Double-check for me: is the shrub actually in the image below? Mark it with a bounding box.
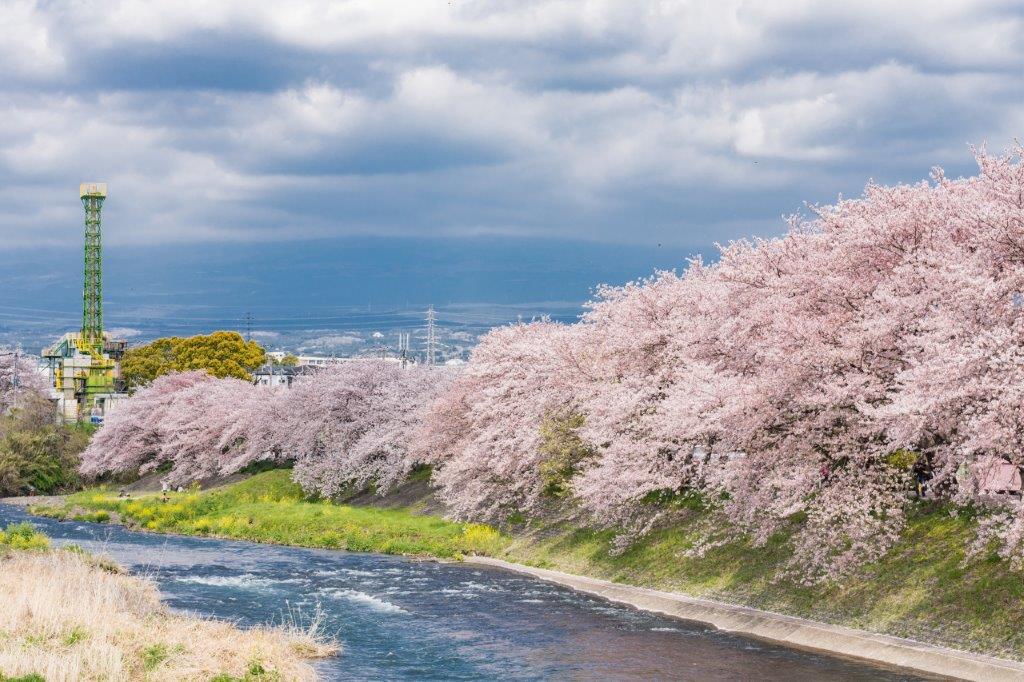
[0,523,49,551]
[0,394,89,496]
[538,412,592,497]
[885,449,919,471]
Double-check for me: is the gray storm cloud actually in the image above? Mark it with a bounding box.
[0,0,1020,248]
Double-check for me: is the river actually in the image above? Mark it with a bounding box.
[0,504,936,681]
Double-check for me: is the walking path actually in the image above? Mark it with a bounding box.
[468,556,1024,682]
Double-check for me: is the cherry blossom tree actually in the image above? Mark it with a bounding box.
[422,320,583,520]
[289,362,456,498]
[427,145,1024,580]
[80,362,454,493]
[79,371,254,482]
[0,350,49,415]
[80,146,1024,580]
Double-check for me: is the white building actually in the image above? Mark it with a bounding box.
[295,355,349,367]
[295,355,405,367]
[253,364,298,388]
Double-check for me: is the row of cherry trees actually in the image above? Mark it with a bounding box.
[0,350,49,415]
[423,147,1024,580]
[81,363,455,498]
[81,148,1024,580]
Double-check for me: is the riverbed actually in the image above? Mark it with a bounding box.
[0,504,935,681]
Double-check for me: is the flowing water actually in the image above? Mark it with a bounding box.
[0,504,938,681]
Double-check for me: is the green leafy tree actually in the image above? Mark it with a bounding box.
[277,353,299,367]
[121,331,266,387]
[538,411,593,498]
[0,395,89,496]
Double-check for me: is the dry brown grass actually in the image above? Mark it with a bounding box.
[0,549,337,681]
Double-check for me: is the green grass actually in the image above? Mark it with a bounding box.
[141,642,186,672]
[498,503,1024,660]
[40,470,505,559]
[209,659,282,682]
[63,626,88,647]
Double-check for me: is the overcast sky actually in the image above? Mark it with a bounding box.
[1,1,1021,252]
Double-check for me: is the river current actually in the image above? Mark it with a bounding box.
[0,504,936,681]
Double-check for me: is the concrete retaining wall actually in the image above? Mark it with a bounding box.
[468,556,1024,681]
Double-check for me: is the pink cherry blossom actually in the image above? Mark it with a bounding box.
[427,145,1024,580]
[80,363,453,494]
[81,146,1024,581]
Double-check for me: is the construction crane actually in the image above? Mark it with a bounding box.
[42,183,128,423]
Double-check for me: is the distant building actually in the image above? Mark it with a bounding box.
[294,355,404,367]
[295,355,348,368]
[43,330,128,423]
[253,364,298,388]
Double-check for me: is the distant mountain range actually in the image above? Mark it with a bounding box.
[0,235,713,355]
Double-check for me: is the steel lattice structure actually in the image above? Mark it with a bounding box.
[81,185,105,350]
[41,183,128,422]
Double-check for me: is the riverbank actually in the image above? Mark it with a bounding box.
[4,505,921,681]
[469,556,1024,682]
[25,471,504,559]
[0,523,336,681]
[19,470,1024,678]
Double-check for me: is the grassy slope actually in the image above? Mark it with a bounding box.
[37,470,1024,660]
[498,505,1024,660]
[37,470,504,559]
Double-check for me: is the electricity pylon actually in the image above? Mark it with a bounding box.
[425,306,438,366]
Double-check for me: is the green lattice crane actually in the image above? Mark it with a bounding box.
[41,183,127,422]
[81,182,105,352]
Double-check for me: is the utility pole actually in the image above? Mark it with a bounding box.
[425,306,438,366]
[12,345,19,403]
[399,332,409,368]
[244,312,253,342]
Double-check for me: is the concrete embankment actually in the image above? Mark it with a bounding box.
[468,556,1024,682]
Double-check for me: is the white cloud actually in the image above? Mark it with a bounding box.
[734,97,843,161]
[0,0,1019,248]
[0,1,64,78]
